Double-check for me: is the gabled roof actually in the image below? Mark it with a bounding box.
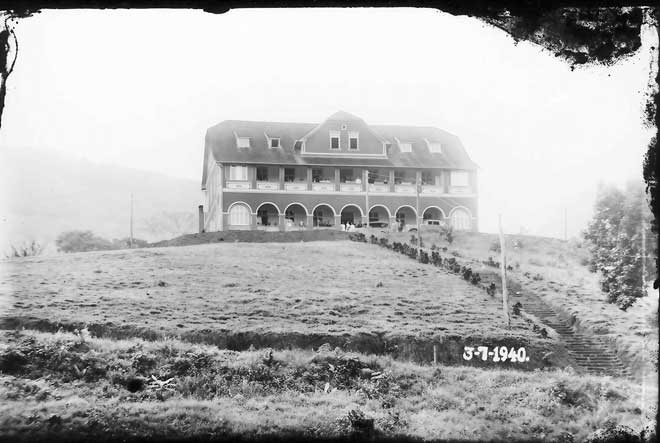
[202,113,477,187]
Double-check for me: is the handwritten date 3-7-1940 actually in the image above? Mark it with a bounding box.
[463,346,530,362]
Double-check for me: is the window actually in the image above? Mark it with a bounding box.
[284,167,295,182]
[340,168,354,183]
[330,130,340,150]
[429,142,442,153]
[394,170,404,185]
[294,140,303,152]
[422,171,434,185]
[312,168,322,182]
[450,171,469,187]
[399,142,412,153]
[270,138,280,148]
[451,209,472,231]
[256,167,268,181]
[349,132,359,150]
[229,204,251,226]
[229,165,248,181]
[237,137,250,148]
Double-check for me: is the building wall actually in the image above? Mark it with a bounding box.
[220,191,477,224]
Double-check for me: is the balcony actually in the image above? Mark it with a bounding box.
[450,186,472,194]
[226,180,251,190]
[256,181,280,191]
[395,184,416,194]
[312,182,335,192]
[340,183,362,192]
[368,183,389,193]
[421,185,444,194]
[285,182,307,192]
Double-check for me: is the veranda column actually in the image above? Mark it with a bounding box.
[279,166,285,190]
[389,170,395,193]
[334,168,341,192]
[307,167,313,191]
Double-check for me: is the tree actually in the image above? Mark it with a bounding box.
[584,182,656,310]
[55,230,114,253]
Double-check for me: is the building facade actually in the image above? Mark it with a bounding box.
[200,111,478,232]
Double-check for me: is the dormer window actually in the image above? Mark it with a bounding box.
[237,137,251,148]
[429,142,442,153]
[330,130,340,150]
[399,142,412,153]
[269,138,280,148]
[349,132,359,150]
[294,140,303,152]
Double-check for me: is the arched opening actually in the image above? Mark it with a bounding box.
[450,208,472,231]
[395,206,417,231]
[284,203,308,230]
[423,207,444,221]
[368,205,390,227]
[228,203,252,228]
[256,203,280,230]
[340,205,362,226]
[313,204,335,228]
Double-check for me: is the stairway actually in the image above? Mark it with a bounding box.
[519,298,630,378]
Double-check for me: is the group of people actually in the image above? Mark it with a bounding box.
[340,222,357,232]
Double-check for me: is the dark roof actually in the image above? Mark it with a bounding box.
[202,113,477,187]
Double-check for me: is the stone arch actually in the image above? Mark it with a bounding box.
[449,206,473,231]
[256,201,282,215]
[422,205,446,220]
[284,202,310,216]
[395,205,417,228]
[368,205,391,225]
[340,204,363,226]
[312,203,336,228]
[227,201,252,227]
[255,202,280,228]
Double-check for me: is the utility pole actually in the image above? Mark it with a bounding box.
[364,169,370,228]
[416,176,422,262]
[129,193,134,249]
[498,214,510,328]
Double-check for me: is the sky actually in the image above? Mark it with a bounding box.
[0,8,656,239]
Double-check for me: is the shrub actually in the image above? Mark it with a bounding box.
[5,240,43,258]
[56,230,114,253]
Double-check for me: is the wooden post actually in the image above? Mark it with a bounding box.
[129,193,134,248]
[416,178,422,261]
[198,205,205,233]
[499,214,510,328]
[364,169,369,228]
[433,344,437,366]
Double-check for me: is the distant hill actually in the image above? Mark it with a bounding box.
[0,146,200,253]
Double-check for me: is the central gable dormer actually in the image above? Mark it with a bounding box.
[299,111,387,158]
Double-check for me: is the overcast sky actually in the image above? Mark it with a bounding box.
[0,8,656,238]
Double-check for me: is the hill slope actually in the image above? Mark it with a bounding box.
[0,146,200,251]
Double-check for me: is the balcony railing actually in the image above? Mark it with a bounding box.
[285,182,307,191]
[368,183,389,193]
[312,182,335,192]
[256,181,280,190]
[395,184,416,194]
[340,183,362,192]
[226,180,251,190]
[450,186,472,194]
[421,185,444,194]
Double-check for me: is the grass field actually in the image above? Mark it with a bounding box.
[0,330,655,443]
[0,235,657,441]
[1,242,545,345]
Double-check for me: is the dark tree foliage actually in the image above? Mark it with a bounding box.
[584,182,656,310]
[55,230,114,253]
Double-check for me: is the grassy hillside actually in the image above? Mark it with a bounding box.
[378,229,658,379]
[1,241,559,368]
[0,330,654,443]
[0,146,200,252]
